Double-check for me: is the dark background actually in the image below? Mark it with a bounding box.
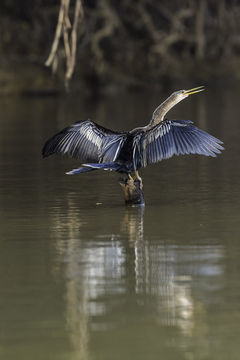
[1,0,240,94]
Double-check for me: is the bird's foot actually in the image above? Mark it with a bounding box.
[128,174,134,181]
[124,173,143,190]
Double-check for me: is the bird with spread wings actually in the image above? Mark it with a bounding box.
[42,86,224,189]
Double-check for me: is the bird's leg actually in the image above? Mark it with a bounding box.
[134,170,143,189]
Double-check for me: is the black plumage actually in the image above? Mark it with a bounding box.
[42,120,125,163]
[42,87,224,184]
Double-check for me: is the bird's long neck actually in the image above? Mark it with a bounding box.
[149,92,182,127]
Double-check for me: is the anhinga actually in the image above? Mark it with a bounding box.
[42,87,223,190]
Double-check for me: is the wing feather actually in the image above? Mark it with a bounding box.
[42,120,126,163]
[134,120,224,167]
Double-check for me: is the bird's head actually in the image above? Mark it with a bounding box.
[173,86,205,102]
[151,86,205,125]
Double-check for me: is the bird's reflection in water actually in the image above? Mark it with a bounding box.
[121,207,196,336]
[120,206,144,245]
[50,195,224,357]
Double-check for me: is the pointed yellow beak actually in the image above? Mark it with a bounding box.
[183,86,205,96]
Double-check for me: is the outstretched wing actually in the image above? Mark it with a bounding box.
[133,120,224,168]
[42,120,126,163]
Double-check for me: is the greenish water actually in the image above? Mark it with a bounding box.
[0,87,240,360]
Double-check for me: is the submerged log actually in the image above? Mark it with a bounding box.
[119,178,145,206]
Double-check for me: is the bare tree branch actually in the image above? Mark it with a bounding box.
[45,0,84,88]
[45,0,67,68]
[65,0,84,86]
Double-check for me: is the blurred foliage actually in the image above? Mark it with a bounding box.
[1,0,240,91]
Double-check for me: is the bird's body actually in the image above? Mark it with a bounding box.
[42,87,224,188]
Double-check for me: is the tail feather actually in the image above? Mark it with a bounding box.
[66,167,97,175]
[66,162,120,175]
[83,162,120,171]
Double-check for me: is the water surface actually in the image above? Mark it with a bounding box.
[0,87,239,360]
